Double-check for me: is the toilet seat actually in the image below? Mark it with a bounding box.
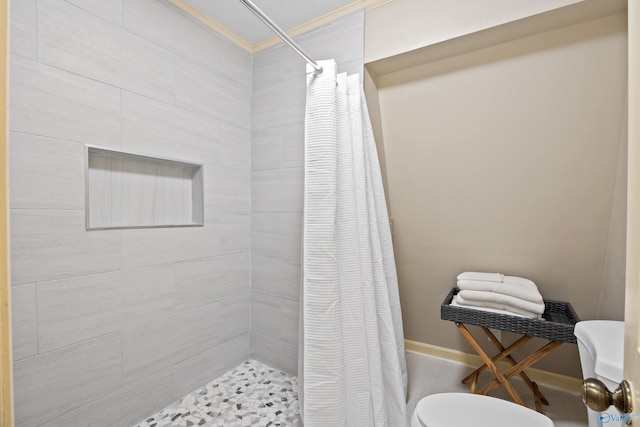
[411,393,554,427]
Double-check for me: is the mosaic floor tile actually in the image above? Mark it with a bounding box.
[135,360,300,427]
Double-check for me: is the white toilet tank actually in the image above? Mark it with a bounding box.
[574,320,624,427]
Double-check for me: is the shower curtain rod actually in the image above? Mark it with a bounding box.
[238,0,324,75]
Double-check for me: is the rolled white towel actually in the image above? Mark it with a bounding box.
[452,295,542,319]
[457,272,504,283]
[455,294,543,319]
[457,279,543,303]
[458,289,545,315]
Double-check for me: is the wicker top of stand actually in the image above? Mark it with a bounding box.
[441,287,580,344]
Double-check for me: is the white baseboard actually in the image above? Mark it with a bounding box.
[405,339,582,393]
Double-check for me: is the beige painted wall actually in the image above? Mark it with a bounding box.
[364,67,390,211]
[365,0,582,63]
[372,14,628,377]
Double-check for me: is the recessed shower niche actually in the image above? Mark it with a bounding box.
[85,145,204,230]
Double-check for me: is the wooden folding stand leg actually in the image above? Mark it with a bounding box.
[455,322,563,413]
[460,330,532,393]
[478,327,551,409]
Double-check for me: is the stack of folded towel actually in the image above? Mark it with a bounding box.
[452,272,545,319]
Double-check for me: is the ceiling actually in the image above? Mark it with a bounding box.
[182,0,359,45]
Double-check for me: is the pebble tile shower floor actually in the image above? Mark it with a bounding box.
[135,360,300,427]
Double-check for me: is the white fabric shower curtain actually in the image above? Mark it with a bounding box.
[300,59,408,427]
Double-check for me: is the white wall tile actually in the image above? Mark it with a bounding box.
[40,370,174,427]
[251,293,299,346]
[251,334,298,376]
[37,265,175,353]
[10,284,37,361]
[10,0,256,423]
[122,91,220,165]
[279,298,299,345]
[64,0,124,26]
[251,123,303,172]
[251,168,304,213]
[37,271,121,353]
[280,78,307,115]
[206,166,250,212]
[220,121,251,171]
[174,58,225,119]
[13,333,123,427]
[122,316,179,384]
[122,302,230,385]
[173,334,250,398]
[281,122,305,168]
[253,44,283,69]
[265,42,305,84]
[122,265,176,326]
[122,300,235,382]
[38,0,175,102]
[252,46,284,97]
[217,85,251,135]
[252,127,282,171]
[10,0,36,58]
[219,37,252,85]
[252,80,305,133]
[251,82,285,132]
[174,254,250,312]
[220,211,250,255]
[9,54,121,146]
[220,40,253,130]
[252,212,302,259]
[175,58,251,130]
[10,209,122,285]
[174,303,220,363]
[121,212,218,269]
[219,293,251,342]
[123,0,221,72]
[252,253,301,301]
[9,132,85,210]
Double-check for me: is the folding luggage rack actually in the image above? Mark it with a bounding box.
[441,287,580,413]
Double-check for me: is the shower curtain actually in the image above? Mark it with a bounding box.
[300,59,408,427]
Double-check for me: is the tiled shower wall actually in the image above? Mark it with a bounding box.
[250,11,365,374]
[9,1,366,425]
[9,0,251,426]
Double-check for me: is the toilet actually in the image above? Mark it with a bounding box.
[574,320,624,427]
[410,393,553,427]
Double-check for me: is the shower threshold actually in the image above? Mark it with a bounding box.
[134,359,300,427]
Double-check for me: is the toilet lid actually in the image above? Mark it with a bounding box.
[415,393,554,427]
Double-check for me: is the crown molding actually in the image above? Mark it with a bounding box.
[252,0,394,52]
[168,0,395,54]
[168,0,254,52]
